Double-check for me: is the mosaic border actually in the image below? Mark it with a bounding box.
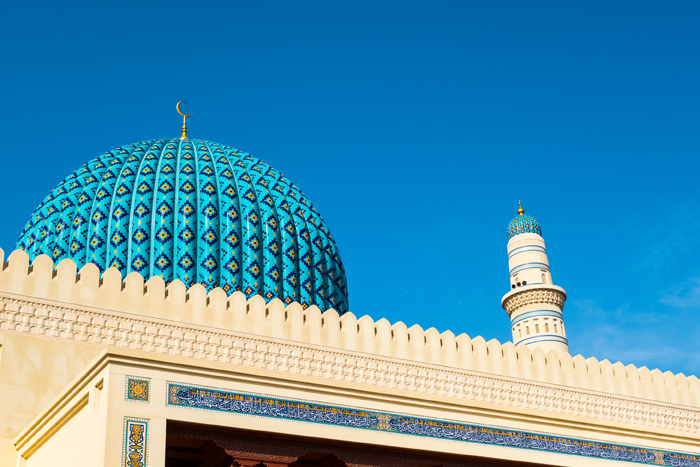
[166,382,700,466]
[508,245,547,260]
[125,376,151,403]
[510,309,563,325]
[509,262,550,276]
[122,417,149,467]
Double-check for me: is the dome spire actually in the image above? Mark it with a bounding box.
[517,200,524,215]
[176,101,193,139]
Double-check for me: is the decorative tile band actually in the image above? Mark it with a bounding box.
[509,262,549,276]
[508,245,546,260]
[510,309,563,325]
[515,335,569,347]
[123,417,149,467]
[126,376,151,403]
[166,382,700,466]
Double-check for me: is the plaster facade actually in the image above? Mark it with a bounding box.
[0,246,699,466]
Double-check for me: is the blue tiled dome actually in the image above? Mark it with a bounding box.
[16,138,349,313]
[507,214,542,240]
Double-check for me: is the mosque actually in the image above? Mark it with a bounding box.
[0,105,698,466]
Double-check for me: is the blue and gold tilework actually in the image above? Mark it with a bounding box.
[123,417,149,467]
[167,382,700,466]
[507,213,542,240]
[126,376,150,403]
[16,139,349,314]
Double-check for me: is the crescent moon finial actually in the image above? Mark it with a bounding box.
[176,101,193,139]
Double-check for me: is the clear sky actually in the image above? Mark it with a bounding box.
[1,1,699,376]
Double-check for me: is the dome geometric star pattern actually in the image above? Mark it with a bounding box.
[506,212,542,240]
[16,138,349,313]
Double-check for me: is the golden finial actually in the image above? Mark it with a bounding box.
[517,200,525,215]
[176,101,193,139]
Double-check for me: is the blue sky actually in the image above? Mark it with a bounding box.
[1,1,699,376]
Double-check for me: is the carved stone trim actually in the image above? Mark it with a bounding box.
[166,383,700,467]
[502,287,567,315]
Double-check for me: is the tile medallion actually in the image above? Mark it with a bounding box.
[123,417,149,467]
[126,376,150,403]
[167,382,700,466]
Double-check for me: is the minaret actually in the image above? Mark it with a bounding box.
[501,202,569,354]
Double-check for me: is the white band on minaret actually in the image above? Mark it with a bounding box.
[501,205,569,354]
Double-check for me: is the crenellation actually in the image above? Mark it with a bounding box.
[287,301,306,344]
[306,305,323,345]
[664,370,680,404]
[267,298,287,340]
[122,271,145,313]
[472,336,489,373]
[321,308,341,348]
[77,262,101,307]
[54,258,79,303]
[501,342,518,379]
[186,283,207,319]
[531,347,547,383]
[572,354,589,389]
[375,318,392,357]
[441,330,457,367]
[689,375,700,407]
[636,365,653,399]
[454,333,472,371]
[585,357,603,392]
[487,339,503,375]
[144,275,166,312]
[651,368,665,401]
[246,294,266,337]
[4,250,30,295]
[407,324,425,363]
[629,364,645,399]
[610,361,627,395]
[675,374,689,406]
[358,315,375,354]
[228,290,247,333]
[425,327,441,365]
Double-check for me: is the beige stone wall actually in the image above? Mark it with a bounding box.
[14,352,111,467]
[0,332,103,464]
[1,248,696,407]
[1,247,700,464]
[13,350,700,467]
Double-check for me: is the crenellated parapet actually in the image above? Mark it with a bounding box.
[1,247,700,435]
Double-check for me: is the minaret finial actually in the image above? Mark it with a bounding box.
[517,200,524,215]
[176,101,193,140]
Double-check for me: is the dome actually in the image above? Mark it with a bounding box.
[16,138,349,313]
[507,213,542,240]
